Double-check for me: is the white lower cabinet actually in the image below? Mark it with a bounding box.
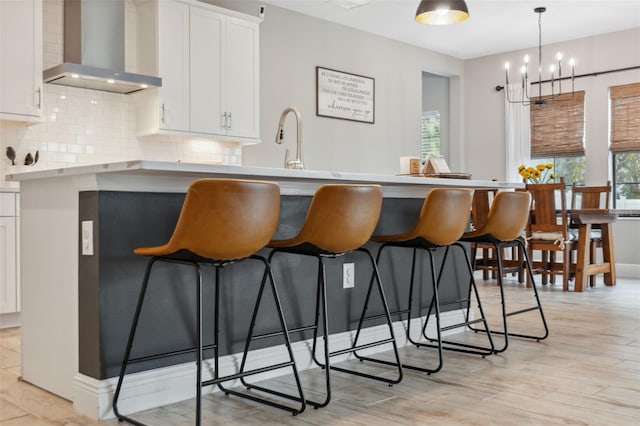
[0,192,19,326]
[137,0,261,144]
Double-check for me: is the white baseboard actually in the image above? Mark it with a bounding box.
[616,263,640,279]
[0,312,20,329]
[73,309,468,420]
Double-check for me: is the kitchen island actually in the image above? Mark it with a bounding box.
[7,161,519,419]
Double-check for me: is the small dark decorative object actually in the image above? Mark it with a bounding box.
[6,146,16,165]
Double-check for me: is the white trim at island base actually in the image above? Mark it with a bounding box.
[73,310,468,420]
[6,160,520,198]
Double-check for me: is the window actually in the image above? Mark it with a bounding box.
[610,83,640,209]
[530,91,586,187]
[529,156,585,187]
[421,110,440,163]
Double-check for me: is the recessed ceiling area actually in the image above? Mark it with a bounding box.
[261,0,640,60]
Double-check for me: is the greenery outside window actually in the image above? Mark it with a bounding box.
[610,83,640,211]
[612,153,640,209]
[530,156,585,188]
[421,110,440,163]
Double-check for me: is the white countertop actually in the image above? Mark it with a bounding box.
[8,160,524,198]
[6,160,518,189]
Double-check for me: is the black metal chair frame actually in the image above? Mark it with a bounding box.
[465,235,549,353]
[354,241,495,375]
[257,246,403,409]
[112,254,306,426]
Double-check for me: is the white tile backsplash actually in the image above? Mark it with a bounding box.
[1,0,242,188]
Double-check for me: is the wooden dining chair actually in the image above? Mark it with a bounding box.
[525,178,578,291]
[471,189,524,282]
[571,181,612,287]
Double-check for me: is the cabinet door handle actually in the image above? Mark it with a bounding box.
[161,104,166,124]
[221,112,228,129]
[228,112,232,130]
[36,87,42,109]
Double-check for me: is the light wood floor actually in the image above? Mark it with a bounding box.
[2,276,639,425]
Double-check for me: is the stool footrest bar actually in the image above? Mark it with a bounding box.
[201,361,295,387]
[251,324,317,340]
[363,308,411,322]
[505,306,540,317]
[128,343,217,364]
[329,338,394,358]
[440,317,485,332]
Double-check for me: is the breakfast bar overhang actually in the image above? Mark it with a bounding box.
[8,161,519,419]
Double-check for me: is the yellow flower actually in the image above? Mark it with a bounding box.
[517,162,556,183]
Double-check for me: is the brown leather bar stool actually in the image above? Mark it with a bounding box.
[112,179,306,426]
[356,188,495,375]
[460,191,549,353]
[263,184,402,409]
[471,189,524,282]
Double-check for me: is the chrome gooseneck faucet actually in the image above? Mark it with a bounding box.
[275,107,303,170]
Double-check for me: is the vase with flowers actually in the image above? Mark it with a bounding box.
[518,163,556,183]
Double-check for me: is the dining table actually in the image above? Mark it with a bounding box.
[570,208,639,292]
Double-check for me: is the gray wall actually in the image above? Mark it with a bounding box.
[210,0,465,174]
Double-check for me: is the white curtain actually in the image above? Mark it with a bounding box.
[505,83,531,182]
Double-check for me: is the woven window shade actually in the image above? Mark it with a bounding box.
[530,91,585,157]
[610,83,640,153]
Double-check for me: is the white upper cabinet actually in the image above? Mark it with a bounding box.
[157,0,190,133]
[137,0,261,144]
[0,0,43,123]
[224,17,260,140]
[189,6,225,135]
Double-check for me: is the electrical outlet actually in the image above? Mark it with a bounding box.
[82,220,94,255]
[343,263,355,288]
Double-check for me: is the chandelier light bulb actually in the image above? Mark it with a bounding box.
[556,52,563,61]
[520,65,526,74]
[569,58,575,67]
[505,62,511,70]
[549,64,555,73]
[436,7,450,16]
[524,54,530,64]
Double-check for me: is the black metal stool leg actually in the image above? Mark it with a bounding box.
[213,257,307,415]
[113,257,157,425]
[234,264,271,390]
[114,258,203,426]
[195,264,203,426]
[467,239,549,353]
[349,247,403,385]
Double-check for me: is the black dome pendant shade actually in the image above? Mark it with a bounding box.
[415,0,469,25]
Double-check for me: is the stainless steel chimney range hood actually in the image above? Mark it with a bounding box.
[43,0,161,95]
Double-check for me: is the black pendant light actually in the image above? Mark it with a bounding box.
[415,0,469,25]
